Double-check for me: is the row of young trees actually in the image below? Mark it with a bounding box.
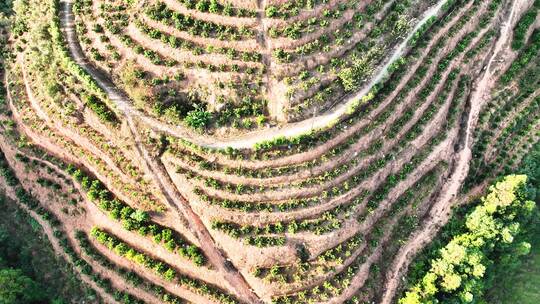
[66,165,206,266]
[176,0,257,18]
[146,2,254,40]
[511,0,540,50]
[90,227,239,304]
[76,230,189,304]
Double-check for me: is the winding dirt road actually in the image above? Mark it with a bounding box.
[61,0,448,149]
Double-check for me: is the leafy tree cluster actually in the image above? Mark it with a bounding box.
[400,175,537,304]
[0,267,45,304]
[0,192,98,304]
[185,107,212,129]
[519,141,540,200]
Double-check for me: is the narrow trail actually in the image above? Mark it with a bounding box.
[60,0,449,149]
[0,110,220,304]
[256,0,280,120]
[125,115,261,303]
[379,1,520,302]
[60,1,261,302]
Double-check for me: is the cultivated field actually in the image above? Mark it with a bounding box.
[0,0,539,303]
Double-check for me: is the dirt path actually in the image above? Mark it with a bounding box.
[61,0,449,149]
[168,0,477,171]
[61,1,261,302]
[379,2,521,302]
[126,116,262,303]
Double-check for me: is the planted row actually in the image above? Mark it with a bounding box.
[76,230,189,304]
[146,2,254,40]
[66,164,206,266]
[90,227,239,304]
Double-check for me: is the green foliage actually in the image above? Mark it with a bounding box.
[0,268,45,303]
[185,108,212,129]
[485,219,540,303]
[0,191,96,303]
[519,141,540,200]
[502,29,540,84]
[90,227,237,304]
[130,210,149,223]
[512,0,540,50]
[83,95,118,124]
[265,5,278,18]
[400,175,537,304]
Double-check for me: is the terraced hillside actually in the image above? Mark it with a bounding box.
[0,0,539,303]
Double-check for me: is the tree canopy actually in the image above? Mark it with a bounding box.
[0,268,45,304]
[400,175,537,304]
